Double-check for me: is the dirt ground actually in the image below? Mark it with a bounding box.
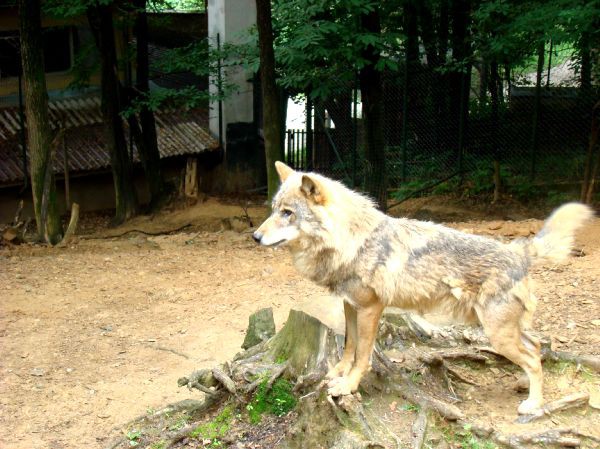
[0,197,599,449]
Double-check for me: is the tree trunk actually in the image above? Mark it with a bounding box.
[359,9,387,210]
[18,0,63,244]
[256,0,283,202]
[490,60,501,202]
[88,4,138,224]
[133,0,165,208]
[448,0,471,152]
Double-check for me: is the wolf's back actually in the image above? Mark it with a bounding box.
[529,203,593,262]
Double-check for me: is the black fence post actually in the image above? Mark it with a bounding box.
[306,98,313,171]
[401,53,409,183]
[457,69,468,179]
[531,41,545,180]
[352,74,358,187]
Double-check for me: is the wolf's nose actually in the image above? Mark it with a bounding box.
[252,231,262,244]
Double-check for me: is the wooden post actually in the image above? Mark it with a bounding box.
[62,116,71,210]
[184,157,199,200]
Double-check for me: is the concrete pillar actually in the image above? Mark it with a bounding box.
[207,0,256,149]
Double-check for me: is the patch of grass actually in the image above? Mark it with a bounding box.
[410,371,424,384]
[189,405,234,448]
[442,423,496,449]
[126,429,142,447]
[401,403,420,412]
[149,441,166,449]
[544,359,600,382]
[246,377,297,424]
[275,353,289,364]
[544,359,574,375]
[168,413,189,431]
[579,366,599,383]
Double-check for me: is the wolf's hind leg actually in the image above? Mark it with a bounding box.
[327,301,357,379]
[328,299,384,396]
[475,297,543,415]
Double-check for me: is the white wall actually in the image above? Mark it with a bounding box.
[207,0,256,149]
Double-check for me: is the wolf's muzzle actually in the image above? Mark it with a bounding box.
[252,231,263,244]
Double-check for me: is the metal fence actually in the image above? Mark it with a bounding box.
[285,58,599,205]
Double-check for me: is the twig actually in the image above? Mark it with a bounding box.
[84,223,192,240]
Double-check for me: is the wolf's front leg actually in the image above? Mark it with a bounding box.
[328,299,384,396]
[326,301,357,379]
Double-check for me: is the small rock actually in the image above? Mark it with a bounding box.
[30,368,45,377]
[556,335,569,343]
[242,308,276,349]
[566,321,577,330]
[514,375,529,392]
[65,368,74,373]
[489,367,501,375]
[591,319,600,327]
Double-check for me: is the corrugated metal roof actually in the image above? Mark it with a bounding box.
[0,94,219,184]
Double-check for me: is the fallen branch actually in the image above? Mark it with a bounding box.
[516,392,590,424]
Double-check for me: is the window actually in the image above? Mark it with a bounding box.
[0,27,73,79]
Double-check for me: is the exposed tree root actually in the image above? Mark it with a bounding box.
[465,423,599,449]
[411,409,428,449]
[516,392,590,424]
[542,347,600,373]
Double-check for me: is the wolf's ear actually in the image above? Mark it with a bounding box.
[300,175,326,204]
[275,161,294,182]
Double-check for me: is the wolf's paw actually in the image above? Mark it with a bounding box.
[326,361,353,380]
[518,397,543,415]
[327,376,358,397]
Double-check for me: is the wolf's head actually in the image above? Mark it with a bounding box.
[252,161,329,248]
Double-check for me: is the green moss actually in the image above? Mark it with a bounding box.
[247,377,297,424]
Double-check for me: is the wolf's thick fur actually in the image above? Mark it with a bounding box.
[253,162,593,414]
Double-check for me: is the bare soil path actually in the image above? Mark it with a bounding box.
[0,198,598,448]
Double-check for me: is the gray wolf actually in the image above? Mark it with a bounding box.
[253,161,593,414]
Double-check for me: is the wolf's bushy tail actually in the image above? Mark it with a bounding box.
[529,203,593,262]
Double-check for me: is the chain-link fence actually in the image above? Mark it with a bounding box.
[285,53,599,206]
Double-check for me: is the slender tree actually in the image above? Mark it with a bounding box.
[132,0,165,208]
[256,0,283,202]
[88,2,138,224]
[359,8,387,210]
[18,0,63,244]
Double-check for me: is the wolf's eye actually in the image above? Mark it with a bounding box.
[282,209,293,218]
